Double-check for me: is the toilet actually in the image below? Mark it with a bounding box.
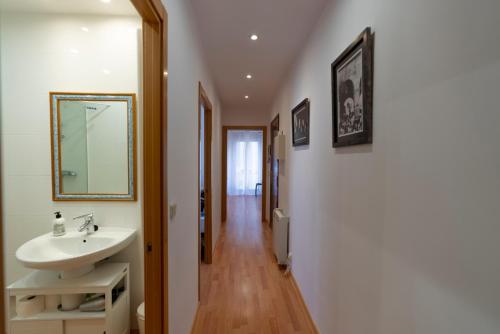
[137,302,145,334]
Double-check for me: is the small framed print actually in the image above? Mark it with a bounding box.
[331,27,374,147]
[291,98,310,147]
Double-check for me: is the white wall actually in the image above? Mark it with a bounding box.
[0,12,144,329]
[269,0,500,333]
[222,107,269,127]
[162,0,222,333]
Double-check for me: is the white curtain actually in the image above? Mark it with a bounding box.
[227,130,263,196]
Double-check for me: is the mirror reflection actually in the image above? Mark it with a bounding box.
[51,93,136,201]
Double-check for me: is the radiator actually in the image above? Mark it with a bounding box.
[273,208,289,265]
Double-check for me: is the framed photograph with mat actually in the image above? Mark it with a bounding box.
[291,98,310,147]
[331,27,374,147]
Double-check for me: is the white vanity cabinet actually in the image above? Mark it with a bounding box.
[7,263,130,334]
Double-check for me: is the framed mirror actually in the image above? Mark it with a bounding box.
[50,92,137,201]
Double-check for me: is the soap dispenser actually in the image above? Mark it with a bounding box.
[53,211,66,237]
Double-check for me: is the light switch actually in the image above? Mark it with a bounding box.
[169,202,177,220]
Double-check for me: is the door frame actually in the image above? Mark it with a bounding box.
[129,0,168,333]
[270,115,280,228]
[198,83,214,294]
[221,126,268,223]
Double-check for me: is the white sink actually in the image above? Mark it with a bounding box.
[16,227,136,279]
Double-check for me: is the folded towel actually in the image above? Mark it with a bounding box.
[79,297,105,312]
[85,293,105,302]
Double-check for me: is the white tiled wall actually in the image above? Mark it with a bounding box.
[0,12,144,329]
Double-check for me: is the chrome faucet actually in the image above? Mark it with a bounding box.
[73,212,98,235]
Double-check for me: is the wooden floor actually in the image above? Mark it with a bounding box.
[192,196,317,334]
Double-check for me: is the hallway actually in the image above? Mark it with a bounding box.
[192,196,316,333]
[0,0,499,333]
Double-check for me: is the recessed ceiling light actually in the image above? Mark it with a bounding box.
[103,69,111,75]
[70,48,79,54]
[246,74,252,79]
[81,27,89,32]
[250,34,258,41]
[244,95,249,99]
[100,0,111,3]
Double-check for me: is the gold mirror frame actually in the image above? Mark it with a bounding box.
[50,92,137,201]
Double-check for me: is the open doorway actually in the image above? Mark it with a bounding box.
[269,115,280,228]
[198,83,213,300]
[0,0,168,333]
[222,126,267,223]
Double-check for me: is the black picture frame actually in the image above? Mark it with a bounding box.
[291,98,310,147]
[331,27,374,147]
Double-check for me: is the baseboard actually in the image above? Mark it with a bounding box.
[190,302,201,334]
[212,226,223,256]
[289,273,320,334]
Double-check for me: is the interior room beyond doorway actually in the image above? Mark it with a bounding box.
[222,127,267,223]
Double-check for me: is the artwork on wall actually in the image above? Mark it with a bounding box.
[291,98,310,146]
[331,27,374,147]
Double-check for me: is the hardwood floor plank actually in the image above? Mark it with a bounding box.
[192,196,317,333]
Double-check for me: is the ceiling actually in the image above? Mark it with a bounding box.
[191,0,328,111]
[1,0,328,110]
[0,0,138,16]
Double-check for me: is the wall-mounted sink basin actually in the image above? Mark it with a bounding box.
[16,227,136,279]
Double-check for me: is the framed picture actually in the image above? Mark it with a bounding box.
[291,98,310,146]
[331,27,374,147]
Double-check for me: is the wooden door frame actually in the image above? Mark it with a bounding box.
[129,0,168,333]
[198,82,214,279]
[221,126,268,223]
[269,115,280,228]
